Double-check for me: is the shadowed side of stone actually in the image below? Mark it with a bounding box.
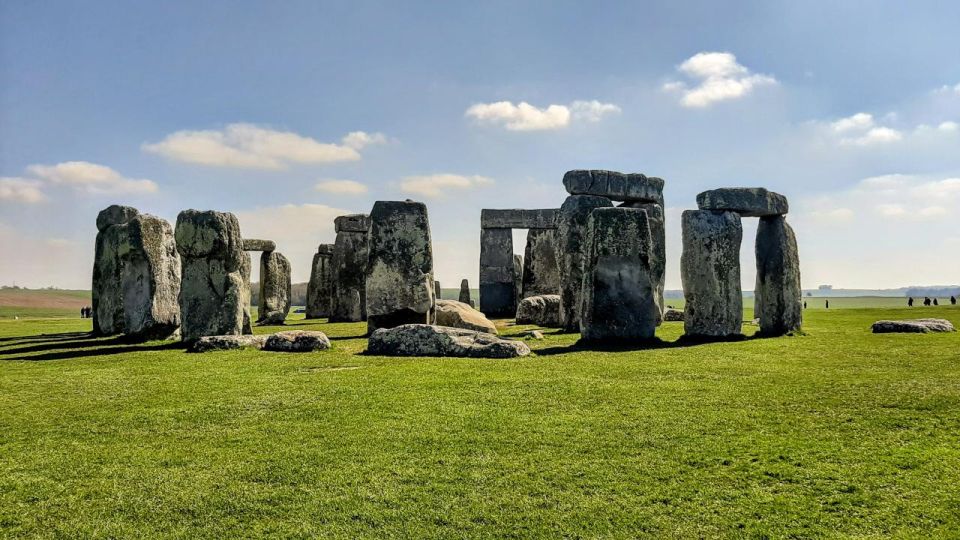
[557,194,614,331]
[367,324,530,358]
[479,228,515,317]
[258,251,291,324]
[305,244,334,319]
[755,215,802,335]
[480,209,559,229]
[562,170,664,204]
[618,201,665,323]
[459,279,471,305]
[681,210,743,338]
[329,214,370,322]
[522,229,560,299]
[92,205,139,336]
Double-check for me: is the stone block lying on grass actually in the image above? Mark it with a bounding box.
[871,319,956,333]
[190,330,331,352]
[663,308,684,322]
[435,299,498,334]
[515,294,561,327]
[367,324,530,358]
[190,334,268,352]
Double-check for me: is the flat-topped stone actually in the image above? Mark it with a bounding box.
[263,330,331,352]
[96,205,139,232]
[696,188,788,217]
[242,239,276,252]
[872,319,956,333]
[562,170,664,203]
[334,214,371,233]
[480,209,559,229]
[368,324,530,358]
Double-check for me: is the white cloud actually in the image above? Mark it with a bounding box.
[0,177,47,203]
[809,207,855,223]
[314,178,369,195]
[823,113,904,146]
[831,112,875,133]
[937,121,958,132]
[465,99,619,131]
[142,123,380,169]
[26,161,158,194]
[399,173,494,198]
[876,203,907,217]
[663,51,777,108]
[841,126,903,146]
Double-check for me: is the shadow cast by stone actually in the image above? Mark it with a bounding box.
[0,331,92,345]
[1,340,186,362]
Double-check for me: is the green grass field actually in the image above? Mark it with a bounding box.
[1,305,959,538]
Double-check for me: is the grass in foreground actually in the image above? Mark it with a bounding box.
[1,306,959,538]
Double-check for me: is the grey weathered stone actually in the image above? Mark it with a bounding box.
[329,214,370,322]
[459,279,471,305]
[240,251,252,334]
[242,238,276,252]
[263,330,331,352]
[96,205,139,232]
[480,209,559,229]
[118,214,181,340]
[512,254,523,312]
[515,294,561,327]
[696,188,788,217]
[92,219,131,336]
[618,201,665,323]
[680,210,743,338]
[434,280,442,300]
[522,229,560,299]
[175,210,247,342]
[305,244,334,319]
[479,227,515,317]
[365,201,435,333]
[557,195,614,331]
[755,215,802,335]
[562,170,664,204]
[663,308,684,322]
[368,324,530,358]
[258,251,291,325]
[435,299,498,334]
[189,334,267,352]
[872,319,956,333]
[580,208,661,342]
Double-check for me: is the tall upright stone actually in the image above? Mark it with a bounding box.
[512,254,523,313]
[118,214,181,340]
[580,208,661,341]
[459,279,472,305]
[479,227,514,317]
[619,201,665,323]
[305,244,334,319]
[434,280,442,300]
[557,195,614,331]
[522,229,560,298]
[365,200,435,333]
[755,215,802,335]
[175,210,248,342]
[258,251,291,325]
[92,205,139,336]
[329,214,370,322]
[680,210,743,338]
[240,251,253,334]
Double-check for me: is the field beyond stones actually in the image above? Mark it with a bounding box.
[1,305,959,538]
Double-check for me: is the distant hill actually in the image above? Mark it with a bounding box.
[0,287,91,319]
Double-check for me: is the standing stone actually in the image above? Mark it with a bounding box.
[680,210,743,338]
[522,229,560,298]
[365,201,436,333]
[580,208,661,342]
[434,280,442,300]
[305,244,334,319]
[619,201,665,323]
[557,195,614,331]
[118,214,181,340]
[240,251,253,334]
[329,214,370,322]
[562,170,664,205]
[92,205,139,336]
[512,254,523,313]
[459,279,471,305]
[755,215,802,335]
[479,228,514,317]
[258,251,291,325]
[175,210,248,342]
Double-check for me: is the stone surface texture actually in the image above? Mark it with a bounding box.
[118,214,181,340]
[512,254,523,312]
[663,308,685,322]
[329,214,370,322]
[562,170,664,204]
[365,201,435,333]
[305,244,334,319]
[479,227,515,316]
[680,210,744,338]
[368,324,530,358]
[241,239,276,252]
[522,228,560,298]
[189,334,267,352]
[579,208,661,341]
[515,294,562,327]
[755,215,802,335]
[618,201,665,323]
[96,205,140,232]
[696,188,788,217]
[258,251,291,324]
[92,217,133,336]
[872,319,956,333]
[557,195,614,331]
[240,252,253,334]
[435,299,498,334]
[480,209,559,229]
[459,279,471,305]
[334,214,371,233]
[263,330,331,352]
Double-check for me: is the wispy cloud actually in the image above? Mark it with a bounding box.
[26,161,158,194]
[0,177,47,203]
[399,173,494,198]
[465,99,619,131]
[314,178,369,195]
[663,51,777,108]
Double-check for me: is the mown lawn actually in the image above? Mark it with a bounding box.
[1,305,958,538]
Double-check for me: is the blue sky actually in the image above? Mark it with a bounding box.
[2,0,959,289]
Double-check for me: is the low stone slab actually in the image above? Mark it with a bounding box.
[334,214,371,233]
[242,239,276,252]
[368,324,530,358]
[480,209,559,229]
[435,299,498,334]
[663,308,684,322]
[871,319,956,333]
[189,334,268,352]
[263,330,331,352]
[515,294,561,327]
[562,170,664,204]
[696,188,788,217]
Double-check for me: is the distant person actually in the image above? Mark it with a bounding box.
[933,298,939,306]
[908,297,913,307]
[825,300,829,309]
[80,307,86,318]
[803,301,807,309]
[924,297,931,306]
[952,296,957,305]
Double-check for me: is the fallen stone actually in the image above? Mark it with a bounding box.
[189,334,267,352]
[872,319,956,333]
[118,214,181,340]
[435,299,498,334]
[522,228,560,298]
[663,308,684,322]
[329,214,370,322]
[580,208,661,342]
[367,324,530,358]
[680,210,743,338]
[258,251,291,324]
[696,187,789,217]
[515,294,562,327]
[755,215,802,335]
[263,330,331,352]
[480,209,559,229]
[305,244,334,319]
[562,170,664,204]
[557,195,614,331]
[521,330,545,340]
[459,279,472,305]
[479,227,515,317]
[242,239,276,252]
[96,204,139,232]
[365,201,435,333]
